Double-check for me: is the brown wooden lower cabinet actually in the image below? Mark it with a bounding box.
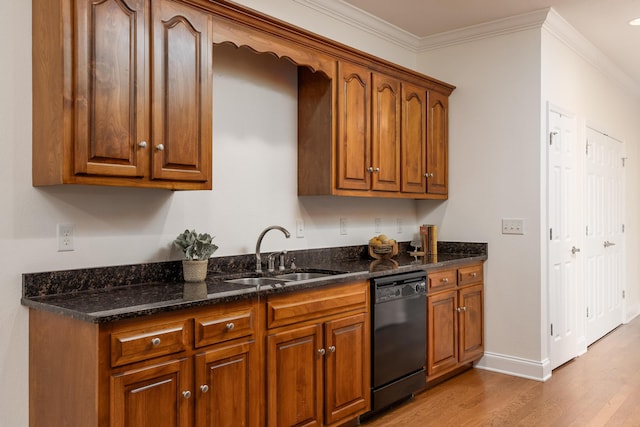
[29,281,370,427]
[111,357,192,427]
[265,282,371,427]
[427,263,484,382]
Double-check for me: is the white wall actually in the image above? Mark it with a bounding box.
[0,1,420,425]
[417,11,640,380]
[416,29,547,379]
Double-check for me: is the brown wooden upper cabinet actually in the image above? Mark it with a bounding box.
[299,60,452,199]
[33,0,212,190]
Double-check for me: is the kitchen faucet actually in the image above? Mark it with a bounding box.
[255,225,291,273]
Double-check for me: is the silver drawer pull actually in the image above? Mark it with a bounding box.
[441,277,449,283]
[155,144,165,151]
[182,390,191,399]
[226,322,235,330]
[328,345,336,353]
[200,385,209,393]
[318,348,326,356]
[471,272,477,278]
[151,337,161,346]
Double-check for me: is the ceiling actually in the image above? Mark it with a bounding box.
[342,0,640,89]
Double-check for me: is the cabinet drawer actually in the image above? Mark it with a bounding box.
[266,281,369,329]
[111,319,189,367]
[458,264,483,286]
[195,306,255,348]
[428,269,457,292]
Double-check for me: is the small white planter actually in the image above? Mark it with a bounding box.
[182,259,209,282]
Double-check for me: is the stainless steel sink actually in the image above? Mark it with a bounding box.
[223,269,345,287]
[224,277,284,286]
[274,272,335,281]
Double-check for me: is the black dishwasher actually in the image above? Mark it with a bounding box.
[371,270,427,412]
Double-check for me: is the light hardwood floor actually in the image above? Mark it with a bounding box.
[362,315,640,426]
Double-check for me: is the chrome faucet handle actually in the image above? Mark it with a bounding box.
[279,251,287,271]
[267,252,278,272]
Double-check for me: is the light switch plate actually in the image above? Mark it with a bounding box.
[502,218,525,235]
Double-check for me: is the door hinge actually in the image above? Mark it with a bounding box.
[586,140,589,155]
[622,157,628,167]
[550,131,558,145]
[623,290,626,299]
[586,225,589,236]
[622,224,625,233]
[586,307,589,318]
[550,228,553,240]
[550,323,553,336]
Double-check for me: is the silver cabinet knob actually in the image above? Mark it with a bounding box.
[571,246,581,254]
[471,272,477,278]
[373,167,380,173]
[367,167,374,173]
[328,346,336,353]
[317,348,326,356]
[182,390,191,399]
[138,141,147,148]
[456,306,467,312]
[200,385,209,393]
[441,277,449,283]
[226,322,235,330]
[151,337,161,346]
[155,144,165,151]
[425,172,434,178]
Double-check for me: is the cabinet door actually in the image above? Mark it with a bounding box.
[151,0,212,183]
[401,83,427,193]
[371,73,401,192]
[194,340,257,427]
[426,90,448,195]
[111,357,191,427]
[74,0,148,178]
[324,313,370,425]
[427,290,458,378]
[336,61,371,191]
[267,324,323,427]
[458,284,484,363]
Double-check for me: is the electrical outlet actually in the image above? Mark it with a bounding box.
[502,218,525,235]
[296,219,304,238]
[57,223,75,251]
[340,218,348,235]
[374,218,382,233]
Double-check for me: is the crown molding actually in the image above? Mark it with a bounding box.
[417,8,550,52]
[293,0,422,51]
[543,8,640,97]
[293,0,640,96]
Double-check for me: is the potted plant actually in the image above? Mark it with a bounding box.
[174,229,219,282]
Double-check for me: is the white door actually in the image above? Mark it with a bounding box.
[585,127,624,345]
[547,106,581,369]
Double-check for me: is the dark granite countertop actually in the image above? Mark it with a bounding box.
[22,242,487,323]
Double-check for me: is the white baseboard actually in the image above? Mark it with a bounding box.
[474,352,551,382]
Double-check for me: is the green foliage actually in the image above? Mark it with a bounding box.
[174,229,219,260]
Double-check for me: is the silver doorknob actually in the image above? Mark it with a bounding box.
[604,241,616,248]
[155,144,165,151]
[200,385,209,393]
[138,141,147,148]
[151,337,161,346]
[571,246,581,254]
